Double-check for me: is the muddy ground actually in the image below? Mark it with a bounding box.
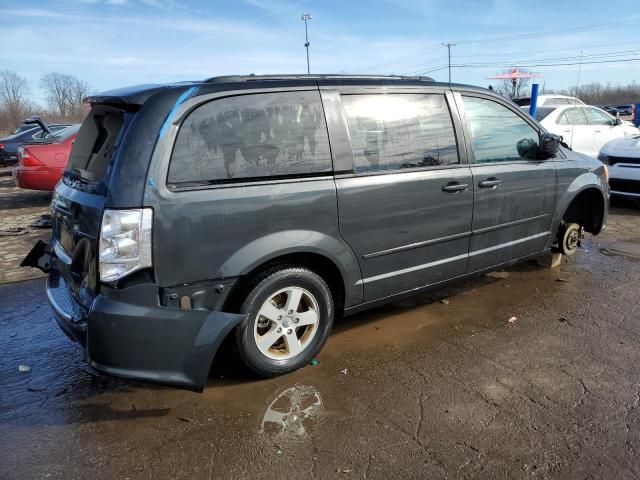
[1,199,640,480]
[0,167,49,284]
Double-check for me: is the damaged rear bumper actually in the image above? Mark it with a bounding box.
[28,242,245,392]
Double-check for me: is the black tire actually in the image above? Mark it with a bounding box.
[235,267,334,377]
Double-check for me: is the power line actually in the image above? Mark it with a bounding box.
[450,38,640,59]
[416,57,640,76]
[358,17,640,74]
[451,17,640,45]
[395,41,640,75]
[400,48,640,76]
[440,49,640,68]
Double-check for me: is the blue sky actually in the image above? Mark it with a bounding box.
[2,0,639,103]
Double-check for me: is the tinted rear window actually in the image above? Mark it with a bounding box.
[168,91,331,185]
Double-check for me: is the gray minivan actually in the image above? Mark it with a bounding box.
[24,75,609,391]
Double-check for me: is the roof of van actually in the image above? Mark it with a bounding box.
[84,74,490,106]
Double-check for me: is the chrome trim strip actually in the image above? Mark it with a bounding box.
[469,231,549,257]
[359,231,549,284]
[362,231,471,259]
[52,239,72,266]
[610,190,640,198]
[472,213,549,235]
[358,253,468,285]
[362,215,548,259]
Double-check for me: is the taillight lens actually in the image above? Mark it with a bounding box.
[99,208,153,282]
[18,146,43,166]
[0,143,4,149]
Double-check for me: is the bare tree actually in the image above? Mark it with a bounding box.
[41,72,92,118]
[498,68,532,98]
[0,70,30,129]
[549,81,640,106]
[69,77,92,118]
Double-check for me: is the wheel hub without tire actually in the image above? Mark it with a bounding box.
[560,222,584,256]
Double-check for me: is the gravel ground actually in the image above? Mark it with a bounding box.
[0,195,639,479]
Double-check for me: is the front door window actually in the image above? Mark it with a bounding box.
[462,96,539,163]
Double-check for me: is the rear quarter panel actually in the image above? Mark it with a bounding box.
[141,87,364,308]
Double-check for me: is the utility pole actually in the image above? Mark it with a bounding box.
[301,13,312,74]
[442,42,456,83]
[575,50,583,99]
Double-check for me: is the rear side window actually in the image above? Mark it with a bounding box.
[342,94,458,173]
[168,91,331,185]
[462,96,539,163]
[558,108,589,125]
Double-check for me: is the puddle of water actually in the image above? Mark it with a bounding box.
[328,262,560,354]
[600,240,640,260]
[260,383,324,437]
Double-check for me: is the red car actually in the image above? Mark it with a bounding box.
[13,125,80,191]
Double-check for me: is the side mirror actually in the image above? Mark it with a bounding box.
[614,118,623,126]
[537,132,561,159]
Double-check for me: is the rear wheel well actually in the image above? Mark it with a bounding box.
[562,188,605,234]
[223,253,345,317]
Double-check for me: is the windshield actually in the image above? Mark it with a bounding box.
[32,125,71,140]
[29,125,80,143]
[14,125,39,134]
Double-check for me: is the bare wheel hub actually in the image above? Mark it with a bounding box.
[560,222,584,256]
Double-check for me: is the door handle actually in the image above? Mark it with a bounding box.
[441,182,469,193]
[594,129,602,133]
[478,177,502,188]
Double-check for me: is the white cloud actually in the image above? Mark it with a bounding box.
[2,8,77,19]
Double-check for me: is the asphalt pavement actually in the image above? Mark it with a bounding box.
[1,200,640,480]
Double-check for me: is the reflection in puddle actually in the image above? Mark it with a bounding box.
[260,384,324,436]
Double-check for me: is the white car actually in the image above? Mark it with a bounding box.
[513,94,584,107]
[532,105,639,157]
[598,135,640,199]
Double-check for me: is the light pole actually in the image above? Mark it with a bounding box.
[441,42,456,83]
[301,13,312,74]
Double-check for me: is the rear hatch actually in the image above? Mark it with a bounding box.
[51,106,129,309]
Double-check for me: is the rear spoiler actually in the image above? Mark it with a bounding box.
[84,84,172,110]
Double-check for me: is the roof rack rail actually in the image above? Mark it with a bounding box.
[204,74,435,83]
